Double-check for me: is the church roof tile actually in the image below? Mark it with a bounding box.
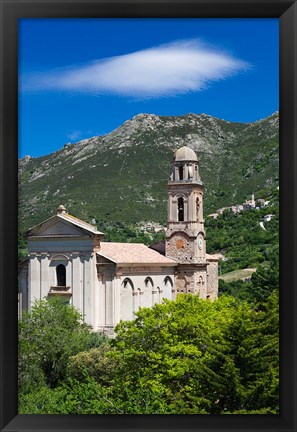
[98,242,176,265]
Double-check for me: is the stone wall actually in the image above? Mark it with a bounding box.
[206,260,219,300]
[166,232,196,263]
[175,263,208,297]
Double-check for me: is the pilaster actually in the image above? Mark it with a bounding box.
[97,273,106,327]
[72,252,81,311]
[30,252,41,303]
[114,272,122,327]
[105,274,113,327]
[40,252,49,299]
[83,253,92,326]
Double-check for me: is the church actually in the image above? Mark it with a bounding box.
[18,146,219,335]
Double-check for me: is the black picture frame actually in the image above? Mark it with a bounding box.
[1,1,296,431]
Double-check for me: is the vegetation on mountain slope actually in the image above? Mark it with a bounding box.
[18,112,279,231]
[206,189,279,273]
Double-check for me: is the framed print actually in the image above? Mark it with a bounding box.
[1,1,296,431]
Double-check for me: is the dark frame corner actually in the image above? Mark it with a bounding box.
[0,1,296,431]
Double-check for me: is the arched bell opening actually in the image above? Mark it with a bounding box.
[178,165,184,180]
[178,197,184,221]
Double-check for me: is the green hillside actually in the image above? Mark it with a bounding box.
[18,112,279,231]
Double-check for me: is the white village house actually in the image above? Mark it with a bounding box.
[19,146,219,334]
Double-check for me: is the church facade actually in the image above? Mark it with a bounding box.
[19,146,218,334]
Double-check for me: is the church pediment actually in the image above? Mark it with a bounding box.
[28,216,91,238]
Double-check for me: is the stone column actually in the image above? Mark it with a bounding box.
[199,193,204,221]
[92,266,99,331]
[175,166,179,181]
[40,252,49,299]
[83,253,92,326]
[188,163,193,180]
[97,273,105,328]
[184,198,188,222]
[132,289,139,313]
[72,252,81,311]
[30,253,41,304]
[184,164,188,180]
[168,194,172,221]
[152,288,157,306]
[105,274,113,327]
[114,272,122,327]
[172,198,177,222]
[188,192,193,221]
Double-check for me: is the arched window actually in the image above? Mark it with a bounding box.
[123,278,134,289]
[144,277,154,288]
[163,276,173,299]
[56,264,66,287]
[121,278,134,322]
[179,165,184,180]
[164,276,173,287]
[178,197,184,221]
[139,277,152,308]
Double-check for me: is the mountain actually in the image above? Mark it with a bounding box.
[18,112,279,231]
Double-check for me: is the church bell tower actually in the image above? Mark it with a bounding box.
[165,146,208,298]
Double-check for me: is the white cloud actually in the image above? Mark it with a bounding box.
[21,40,250,98]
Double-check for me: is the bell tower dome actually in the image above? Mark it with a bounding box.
[165,145,208,297]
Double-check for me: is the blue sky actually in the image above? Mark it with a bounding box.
[18,18,279,158]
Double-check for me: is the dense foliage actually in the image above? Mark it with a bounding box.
[19,291,279,414]
[18,298,107,393]
[218,241,278,304]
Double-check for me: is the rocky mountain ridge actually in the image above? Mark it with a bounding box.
[19,112,279,231]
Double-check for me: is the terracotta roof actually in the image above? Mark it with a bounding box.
[98,242,176,265]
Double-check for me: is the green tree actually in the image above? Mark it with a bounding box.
[19,377,121,414]
[67,343,117,386]
[219,279,253,301]
[108,294,279,414]
[18,297,107,393]
[250,245,279,302]
[18,231,28,260]
[110,295,245,414]
[19,294,279,414]
[235,290,279,412]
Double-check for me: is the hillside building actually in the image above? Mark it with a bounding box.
[19,146,218,334]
